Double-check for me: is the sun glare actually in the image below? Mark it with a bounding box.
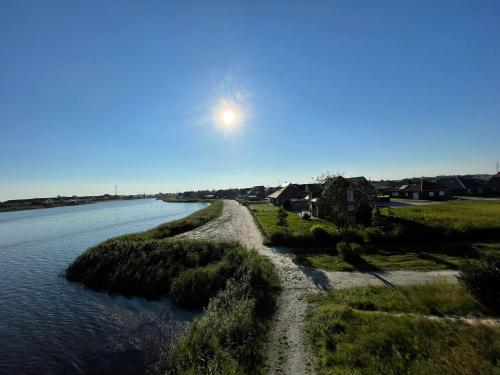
[222,110,236,125]
[214,100,244,132]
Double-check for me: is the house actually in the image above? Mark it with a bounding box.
[267,183,304,208]
[485,173,500,194]
[435,176,466,196]
[371,180,402,195]
[460,177,486,195]
[388,179,448,200]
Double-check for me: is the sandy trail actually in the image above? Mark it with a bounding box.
[175,200,459,375]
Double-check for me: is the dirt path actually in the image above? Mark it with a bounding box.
[175,200,459,375]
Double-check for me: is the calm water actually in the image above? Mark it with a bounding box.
[0,199,208,375]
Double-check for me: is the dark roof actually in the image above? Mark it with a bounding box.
[393,179,446,192]
[267,184,305,200]
[460,177,486,189]
[435,176,465,190]
[346,176,368,186]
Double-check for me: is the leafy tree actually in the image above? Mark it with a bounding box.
[317,174,353,242]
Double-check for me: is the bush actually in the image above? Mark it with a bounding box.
[337,241,364,260]
[310,224,334,244]
[459,257,500,313]
[276,206,288,227]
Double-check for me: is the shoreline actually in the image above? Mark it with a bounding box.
[0,197,151,213]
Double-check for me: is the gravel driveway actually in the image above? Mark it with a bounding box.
[176,200,459,375]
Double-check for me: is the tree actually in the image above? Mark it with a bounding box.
[316,173,374,242]
[317,174,353,242]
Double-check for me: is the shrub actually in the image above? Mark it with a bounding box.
[337,241,364,260]
[459,257,500,313]
[336,241,363,260]
[310,224,332,243]
[353,204,372,226]
[276,206,288,227]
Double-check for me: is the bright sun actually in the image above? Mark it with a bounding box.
[215,102,243,131]
[222,110,236,125]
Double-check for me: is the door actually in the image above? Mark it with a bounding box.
[413,192,419,200]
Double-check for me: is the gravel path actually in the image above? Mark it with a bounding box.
[175,200,459,375]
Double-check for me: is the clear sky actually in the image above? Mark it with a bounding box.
[1,0,499,200]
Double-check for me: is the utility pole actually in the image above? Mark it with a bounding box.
[115,185,118,197]
[497,161,499,173]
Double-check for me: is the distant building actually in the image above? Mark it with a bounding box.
[387,179,448,200]
[485,173,500,194]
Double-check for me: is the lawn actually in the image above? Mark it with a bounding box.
[295,242,500,271]
[307,282,500,374]
[382,200,500,239]
[249,202,338,245]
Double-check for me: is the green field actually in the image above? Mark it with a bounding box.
[308,282,500,374]
[249,202,338,245]
[381,200,500,240]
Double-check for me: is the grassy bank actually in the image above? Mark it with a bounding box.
[67,199,280,374]
[308,282,500,374]
[119,200,222,241]
[68,239,280,374]
[67,239,279,309]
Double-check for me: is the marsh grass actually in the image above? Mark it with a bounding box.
[119,200,223,241]
[308,282,500,375]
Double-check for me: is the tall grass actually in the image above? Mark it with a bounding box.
[67,239,279,310]
[120,200,223,241]
[308,282,500,375]
[163,276,272,374]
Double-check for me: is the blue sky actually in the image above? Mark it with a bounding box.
[1,0,499,200]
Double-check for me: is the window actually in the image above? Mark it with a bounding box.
[393,192,399,197]
[347,190,354,202]
[439,191,445,196]
[429,192,435,197]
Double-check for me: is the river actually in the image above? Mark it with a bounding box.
[0,199,208,375]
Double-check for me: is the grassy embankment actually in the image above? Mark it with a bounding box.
[308,281,500,374]
[250,201,500,271]
[67,200,281,374]
[120,200,222,241]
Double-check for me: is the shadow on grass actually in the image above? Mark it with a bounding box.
[417,252,459,270]
[343,255,395,287]
[286,252,332,290]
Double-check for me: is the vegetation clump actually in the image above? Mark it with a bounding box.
[164,276,271,374]
[276,206,288,226]
[67,239,279,310]
[459,256,500,314]
[336,241,364,261]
